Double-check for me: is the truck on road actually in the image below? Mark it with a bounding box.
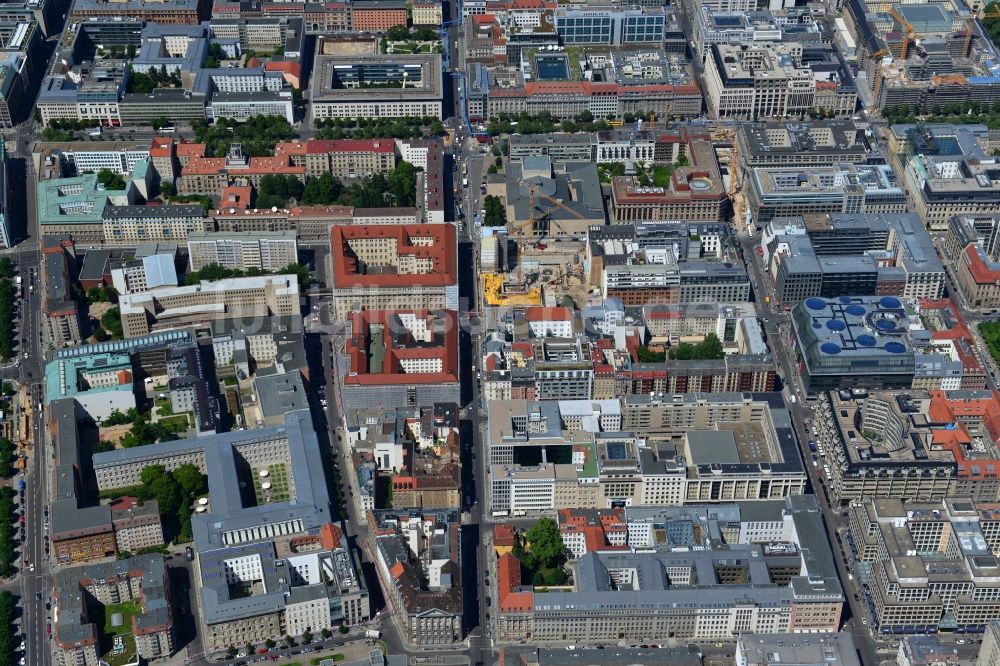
[365,629,381,639]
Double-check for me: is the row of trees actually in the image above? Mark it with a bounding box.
[0,439,16,480]
[0,487,16,578]
[138,464,207,543]
[0,279,17,360]
[0,592,15,660]
[486,111,647,136]
[315,116,444,140]
[192,116,297,158]
[668,332,724,360]
[185,262,313,291]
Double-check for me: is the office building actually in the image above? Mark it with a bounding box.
[272,139,397,179]
[737,120,873,170]
[44,236,83,346]
[187,231,298,272]
[705,43,856,119]
[765,213,945,304]
[791,296,919,392]
[117,274,299,338]
[502,157,604,238]
[818,389,1000,503]
[495,495,842,642]
[552,6,666,45]
[736,633,861,666]
[609,140,727,223]
[748,164,906,228]
[849,497,1000,634]
[486,394,807,516]
[949,216,1000,310]
[44,353,136,422]
[329,223,458,318]
[88,411,369,648]
[310,52,443,120]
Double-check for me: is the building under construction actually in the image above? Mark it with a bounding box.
[502,156,606,240]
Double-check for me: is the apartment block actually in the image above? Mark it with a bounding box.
[187,231,298,272]
[54,555,175,666]
[310,52,444,120]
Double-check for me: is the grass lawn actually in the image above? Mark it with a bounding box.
[101,600,141,666]
[159,414,192,433]
[252,462,290,504]
[652,164,672,187]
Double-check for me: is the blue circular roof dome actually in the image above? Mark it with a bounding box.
[857,334,877,347]
[885,342,906,354]
[821,342,842,355]
[875,319,896,332]
[826,319,846,331]
[880,296,902,309]
[838,296,853,304]
[846,305,866,316]
[805,297,827,311]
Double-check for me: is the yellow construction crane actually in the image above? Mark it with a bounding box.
[508,185,586,238]
[887,7,917,59]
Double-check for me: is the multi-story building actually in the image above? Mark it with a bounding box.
[747,164,907,228]
[310,52,443,120]
[43,236,83,346]
[273,139,397,179]
[187,231,298,272]
[43,352,137,421]
[349,0,407,31]
[609,140,727,223]
[118,274,300,338]
[949,216,1000,310]
[705,43,855,119]
[736,634,861,666]
[369,509,463,646]
[486,394,807,516]
[88,411,369,648]
[329,223,458,318]
[69,0,204,24]
[110,496,166,553]
[338,309,461,411]
[792,296,920,393]
[54,554,175,666]
[495,495,843,642]
[737,120,874,170]
[848,496,1000,634]
[552,6,666,45]
[110,254,179,295]
[818,389,1000,503]
[602,256,750,306]
[764,213,945,304]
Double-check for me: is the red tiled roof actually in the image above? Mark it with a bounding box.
[343,309,459,386]
[497,552,534,612]
[964,244,1000,284]
[493,524,516,546]
[330,223,457,288]
[524,306,572,322]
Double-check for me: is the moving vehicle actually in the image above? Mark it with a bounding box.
[365,629,381,639]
